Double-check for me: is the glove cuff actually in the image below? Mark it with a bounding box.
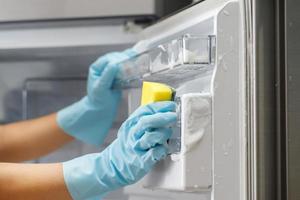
[63,153,112,200]
[57,97,110,145]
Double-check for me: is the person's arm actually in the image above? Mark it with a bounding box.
[0,113,74,162]
[0,162,72,200]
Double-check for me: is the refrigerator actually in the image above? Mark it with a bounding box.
[0,0,298,200]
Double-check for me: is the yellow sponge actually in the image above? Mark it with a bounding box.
[141,81,173,106]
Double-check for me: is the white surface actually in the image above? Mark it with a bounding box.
[0,24,138,50]
[181,93,211,154]
[181,93,212,190]
[0,0,156,22]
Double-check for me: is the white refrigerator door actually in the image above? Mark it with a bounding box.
[122,0,247,200]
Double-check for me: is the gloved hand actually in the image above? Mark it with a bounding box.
[63,101,177,200]
[57,49,136,145]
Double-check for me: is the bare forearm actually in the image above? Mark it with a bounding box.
[0,113,74,162]
[0,162,72,200]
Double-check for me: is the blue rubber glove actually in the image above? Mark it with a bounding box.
[57,49,136,145]
[63,101,177,200]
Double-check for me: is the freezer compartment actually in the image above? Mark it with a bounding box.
[114,34,216,89]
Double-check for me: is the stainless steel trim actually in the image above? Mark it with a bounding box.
[244,0,255,199]
[248,0,278,199]
[275,0,286,199]
[285,0,300,199]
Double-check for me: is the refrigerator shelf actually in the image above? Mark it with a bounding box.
[114,34,216,89]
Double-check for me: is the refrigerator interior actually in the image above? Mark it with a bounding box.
[0,19,137,158]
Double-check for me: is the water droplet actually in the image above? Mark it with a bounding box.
[223,10,230,16]
[224,152,229,156]
[222,63,228,72]
[214,83,219,91]
[230,36,234,45]
[228,139,233,147]
[222,143,227,151]
[218,55,224,61]
[200,166,205,172]
[289,75,293,81]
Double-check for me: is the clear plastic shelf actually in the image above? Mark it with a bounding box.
[114,34,216,89]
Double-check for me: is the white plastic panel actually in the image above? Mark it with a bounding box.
[212,2,246,199]
[180,93,212,190]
